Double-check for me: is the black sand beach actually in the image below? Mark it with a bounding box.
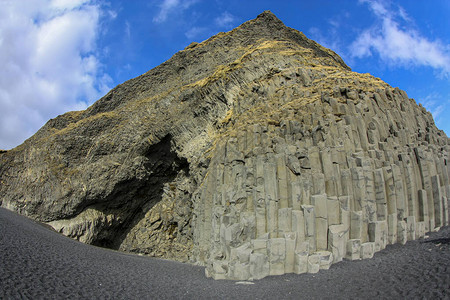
[1,207,449,299]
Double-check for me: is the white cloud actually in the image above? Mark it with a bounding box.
[360,0,387,16]
[397,6,410,22]
[0,0,111,149]
[420,93,449,128]
[215,11,236,29]
[50,0,90,10]
[350,0,450,74]
[108,9,118,20]
[153,0,199,23]
[125,21,131,39]
[185,26,207,39]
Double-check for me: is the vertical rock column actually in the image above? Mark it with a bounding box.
[196,91,450,280]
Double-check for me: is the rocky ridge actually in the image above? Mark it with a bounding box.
[0,11,449,280]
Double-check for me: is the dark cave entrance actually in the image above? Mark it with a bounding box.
[90,134,189,250]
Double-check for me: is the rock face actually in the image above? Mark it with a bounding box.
[0,11,449,280]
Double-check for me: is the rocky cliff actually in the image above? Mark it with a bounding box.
[1,11,449,280]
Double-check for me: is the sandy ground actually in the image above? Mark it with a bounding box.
[1,207,449,299]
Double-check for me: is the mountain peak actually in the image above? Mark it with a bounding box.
[238,10,350,70]
[186,10,350,70]
[255,10,283,24]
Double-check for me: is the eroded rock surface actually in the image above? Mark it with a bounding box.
[1,11,449,279]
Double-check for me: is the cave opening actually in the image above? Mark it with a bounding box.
[90,134,189,250]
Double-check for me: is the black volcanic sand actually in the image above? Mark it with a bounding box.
[1,207,449,299]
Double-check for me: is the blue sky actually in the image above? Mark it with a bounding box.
[1,0,449,149]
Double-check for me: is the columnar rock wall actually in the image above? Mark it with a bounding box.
[193,81,449,280]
